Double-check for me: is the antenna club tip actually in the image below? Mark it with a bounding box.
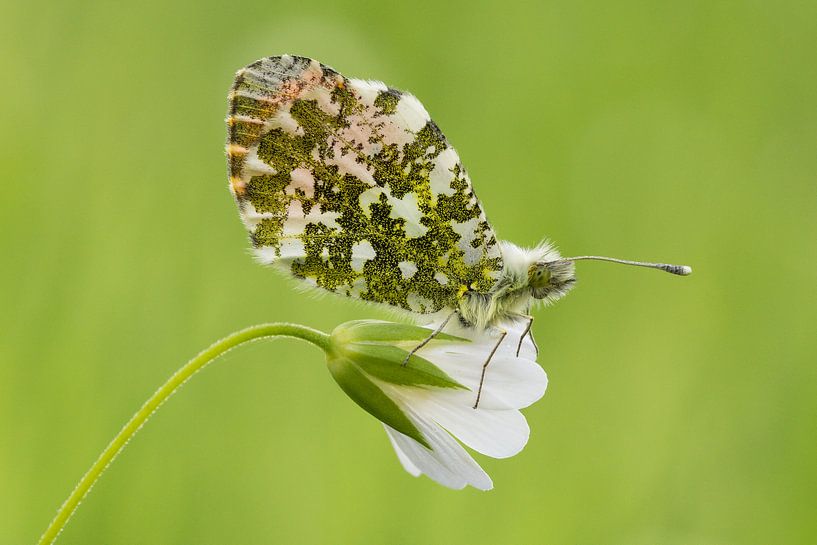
[669,265,692,276]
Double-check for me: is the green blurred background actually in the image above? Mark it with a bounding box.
[2,1,816,543]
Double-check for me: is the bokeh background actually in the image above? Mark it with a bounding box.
[2,1,816,543]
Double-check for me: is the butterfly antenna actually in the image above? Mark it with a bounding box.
[555,255,692,276]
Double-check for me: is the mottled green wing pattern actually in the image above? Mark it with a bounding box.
[227,55,503,314]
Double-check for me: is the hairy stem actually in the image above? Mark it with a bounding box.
[38,323,330,545]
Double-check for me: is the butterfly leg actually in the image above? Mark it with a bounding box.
[473,329,508,409]
[401,310,458,367]
[515,315,537,357]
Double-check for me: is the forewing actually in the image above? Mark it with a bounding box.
[227,55,503,314]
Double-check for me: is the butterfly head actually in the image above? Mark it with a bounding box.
[528,260,576,303]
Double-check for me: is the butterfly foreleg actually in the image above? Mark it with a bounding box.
[401,309,459,367]
[473,329,508,410]
[515,315,538,357]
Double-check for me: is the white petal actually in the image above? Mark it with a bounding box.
[418,348,548,410]
[416,395,530,458]
[385,426,422,477]
[381,382,532,459]
[430,317,539,360]
[383,419,493,491]
[487,324,538,361]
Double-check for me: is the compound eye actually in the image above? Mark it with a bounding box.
[529,264,552,289]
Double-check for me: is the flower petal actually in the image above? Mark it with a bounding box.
[425,318,539,361]
[383,421,493,491]
[381,382,532,459]
[385,428,422,477]
[487,326,538,361]
[421,397,530,458]
[416,349,548,410]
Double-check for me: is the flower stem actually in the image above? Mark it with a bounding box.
[38,323,330,545]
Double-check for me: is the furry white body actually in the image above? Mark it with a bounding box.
[457,241,576,330]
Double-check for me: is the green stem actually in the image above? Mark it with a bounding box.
[38,323,330,545]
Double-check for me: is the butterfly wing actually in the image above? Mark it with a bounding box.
[227,55,503,314]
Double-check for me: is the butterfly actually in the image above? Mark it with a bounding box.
[225,55,690,406]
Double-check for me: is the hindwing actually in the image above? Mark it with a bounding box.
[227,55,503,313]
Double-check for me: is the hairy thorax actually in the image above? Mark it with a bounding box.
[457,241,576,330]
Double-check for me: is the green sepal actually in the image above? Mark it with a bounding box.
[326,355,430,448]
[332,320,469,344]
[345,344,468,390]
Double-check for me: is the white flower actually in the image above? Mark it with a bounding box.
[327,319,547,491]
[381,320,545,490]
